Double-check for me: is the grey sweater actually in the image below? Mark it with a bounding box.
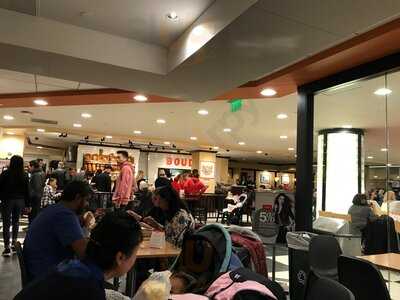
[348,205,375,234]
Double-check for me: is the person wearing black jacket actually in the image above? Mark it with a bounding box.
[93,166,112,192]
[28,160,45,224]
[0,155,30,257]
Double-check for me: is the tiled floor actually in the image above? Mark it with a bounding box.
[0,218,28,300]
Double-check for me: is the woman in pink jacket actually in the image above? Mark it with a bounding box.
[113,150,135,208]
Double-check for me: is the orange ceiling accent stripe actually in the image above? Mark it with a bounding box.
[217,17,400,99]
[0,89,182,107]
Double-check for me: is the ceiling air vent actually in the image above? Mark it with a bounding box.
[31,118,58,125]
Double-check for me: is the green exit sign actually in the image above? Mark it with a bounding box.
[230,99,243,112]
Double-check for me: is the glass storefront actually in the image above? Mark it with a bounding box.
[312,68,400,297]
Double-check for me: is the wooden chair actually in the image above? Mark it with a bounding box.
[318,211,352,222]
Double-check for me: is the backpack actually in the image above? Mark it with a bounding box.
[204,268,286,300]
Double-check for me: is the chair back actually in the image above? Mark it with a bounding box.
[309,235,342,280]
[15,241,30,288]
[306,275,354,300]
[338,255,390,300]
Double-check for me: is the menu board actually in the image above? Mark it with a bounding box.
[77,145,140,175]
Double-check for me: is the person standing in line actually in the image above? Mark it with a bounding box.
[94,165,112,193]
[41,177,60,208]
[136,170,146,188]
[28,160,45,224]
[113,151,134,209]
[52,161,66,190]
[0,155,30,257]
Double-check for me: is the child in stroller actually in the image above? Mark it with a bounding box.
[222,191,248,225]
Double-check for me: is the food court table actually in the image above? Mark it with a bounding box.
[122,240,181,297]
[358,253,400,272]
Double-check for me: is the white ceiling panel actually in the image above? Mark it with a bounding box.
[38,0,215,47]
[0,69,106,93]
[255,0,400,36]
[37,75,79,89]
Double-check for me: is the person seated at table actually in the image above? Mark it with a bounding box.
[134,181,154,217]
[14,211,143,300]
[23,181,93,280]
[143,185,194,247]
[371,190,400,216]
[348,193,376,235]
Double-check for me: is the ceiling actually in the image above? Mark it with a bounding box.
[0,96,298,163]
[0,0,399,101]
[0,69,104,94]
[37,0,214,47]
[315,70,400,165]
[3,68,400,166]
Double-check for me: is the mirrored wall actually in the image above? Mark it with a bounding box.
[313,69,400,296]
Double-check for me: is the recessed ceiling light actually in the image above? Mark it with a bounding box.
[6,131,15,135]
[367,156,374,159]
[381,148,388,152]
[238,141,245,146]
[81,113,92,118]
[374,88,392,96]
[374,175,378,178]
[133,94,148,102]
[190,136,197,141]
[197,109,208,115]
[3,115,14,120]
[342,125,352,129]
[37,128,45,132]
[212,146,219,150]
[260,88,277,96]
[256,150,262,154]
[133,130,142,135]
[34,99,48,106]
[73,123,82,128]
[276,113,288,120]
[280,135,288,139]
[157,119,166,124]
[36,146,43,149]
[166,11,179,21]
[223,128,232,133]
[288,147,295,151]
[105,135,112,139]
[164,141,171,145]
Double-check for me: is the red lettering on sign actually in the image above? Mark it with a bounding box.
[165,156,192,168]
[262,204,273,212]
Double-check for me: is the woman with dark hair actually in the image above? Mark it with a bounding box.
[0,155,30,257]
[14,211,143,300]
[144,185,194,247]
[273,193,295,243]
[348,193,375,234]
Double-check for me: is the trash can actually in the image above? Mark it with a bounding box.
[313,216,362,256]
[287,231,317,300]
